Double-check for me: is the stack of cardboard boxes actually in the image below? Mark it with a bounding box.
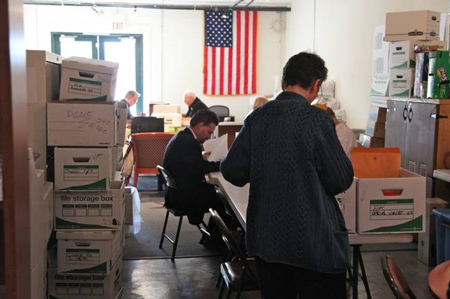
[47,56,127,299]
[359,104,387,148]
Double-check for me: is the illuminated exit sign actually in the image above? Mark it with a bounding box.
[112,22,125,31]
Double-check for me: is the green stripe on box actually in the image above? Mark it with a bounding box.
[92,283,104,287]
[392,90,410,97]
[64,165,99,169]
[101,204,113,208]
[62,262,108,274]
[364,215,423,233]
[69,78,102,85]
[89,204,100,208]
[66,249,99,253]
[75,204,87,209]
[370,198,413,204]
[64,95,108,102]
[393,61,408,68]
[56,217,112,230]
[370,89,383,96]
[62,204,75,208]
[62,178,107,190]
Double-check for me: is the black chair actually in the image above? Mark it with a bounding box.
[381,255,417,299]
[209,208,259,299]
[157,165,210,262]
[209,105,230,122]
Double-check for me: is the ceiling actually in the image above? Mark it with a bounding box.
[23,0,292,11]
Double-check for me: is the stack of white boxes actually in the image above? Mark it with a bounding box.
[47,56,127,299]
[27,50,62,299]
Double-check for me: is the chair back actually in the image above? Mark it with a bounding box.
[157,165,177,189]
[381,255,417,299]
[131,133,174,169]
[209,208,247,261]
[209,105,230,121]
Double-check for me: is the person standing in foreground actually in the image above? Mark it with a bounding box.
[184,90,208,117]
[220,52,354,299]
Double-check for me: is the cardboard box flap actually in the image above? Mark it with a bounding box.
[62,56,119,75]
[351,147,401,178]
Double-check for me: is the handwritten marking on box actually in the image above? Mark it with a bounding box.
[66,249,100,264]
[370,198,414,220]
[68,78,102,97]
[64,166,99,181]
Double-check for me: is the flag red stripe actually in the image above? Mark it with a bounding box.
[211,48,216,94]
[244,11,250,94]
[252,12,257,93]
[228,47,233,95]
[236,11,241,95]
[203,46,208,94]
[220,47,224,95]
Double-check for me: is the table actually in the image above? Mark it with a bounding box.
[428,260,450,299]
[209,172,413,299]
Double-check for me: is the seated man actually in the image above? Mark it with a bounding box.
[163,109,225,227]
[184,90,208,117]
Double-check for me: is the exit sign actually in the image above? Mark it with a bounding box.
[112,22,124,31]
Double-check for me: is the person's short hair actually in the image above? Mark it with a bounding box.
[125,90,140,99]
[282,52,328,89]
[190,109,219,127]
[253,97,269,110]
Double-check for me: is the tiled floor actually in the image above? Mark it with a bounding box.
[121,249,434,299]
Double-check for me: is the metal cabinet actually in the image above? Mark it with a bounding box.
[386,99,450,198]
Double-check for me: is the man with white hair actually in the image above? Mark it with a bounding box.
[184,90,208,117]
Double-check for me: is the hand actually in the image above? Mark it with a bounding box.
[202,151,211,160]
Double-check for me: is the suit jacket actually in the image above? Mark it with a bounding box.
[186,97,208,117]
[118,99,133,120]
[163,128,220,224]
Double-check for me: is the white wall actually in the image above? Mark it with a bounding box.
[23,6,284,122]
[285,0,449,129]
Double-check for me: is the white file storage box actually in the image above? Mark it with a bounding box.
[57,230,122,274]
[54,147,113,191]
[357,169,426,234]
[48,253,122,299]
[47,102,125,147]
[54,181,125,230]
[336,178,356,233]
[59,56,119,102]
[384,10,440,41]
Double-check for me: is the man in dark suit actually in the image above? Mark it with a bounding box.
[163,109,224,226]
[184,90,208,117]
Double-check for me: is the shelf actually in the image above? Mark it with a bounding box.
[369,95,441,107]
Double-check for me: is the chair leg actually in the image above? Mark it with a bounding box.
[171,215,184,262]
[159,210,170,248]
[218,281,225,299]
[358,250,372,299]
[133,170,139,187]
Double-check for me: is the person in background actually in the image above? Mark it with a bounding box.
[253,96,269,110]
[220,52,354,299]
[119,90,140,121]
[163,109,227,247]
[314,103,357,157]
[184,90,208,117]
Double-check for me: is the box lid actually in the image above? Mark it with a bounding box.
[62,56,119,75]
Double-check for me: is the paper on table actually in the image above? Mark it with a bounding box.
[203,134,228,161]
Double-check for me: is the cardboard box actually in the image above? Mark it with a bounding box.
[385,10,440,41]
[433,50,450,99]
[351,147,401,178]
[54,181,125,230]
[47,102,126,147]
[336,178,356,233]
[358,133,385,148]
[357,168,426,234]
[31,249,47,299]
[54,147,113,191]
[44,181,54,244]
[370,74,390,96]
[373,25,390,74]
[389,68,414,97]
[418,198,448,266]
[57,230,122,274]
[365,121,385,138]
[59,56,119,102]
[48,253,122,299]
[152,104,181,114]
[367,105,387,123]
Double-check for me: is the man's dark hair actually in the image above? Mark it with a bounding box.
[282,52,328,89]
[190,109,219,127]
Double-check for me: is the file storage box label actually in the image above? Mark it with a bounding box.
[336,178,356,233]
[54,181,124,230]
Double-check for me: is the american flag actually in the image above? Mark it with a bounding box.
[204,11,258,96]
